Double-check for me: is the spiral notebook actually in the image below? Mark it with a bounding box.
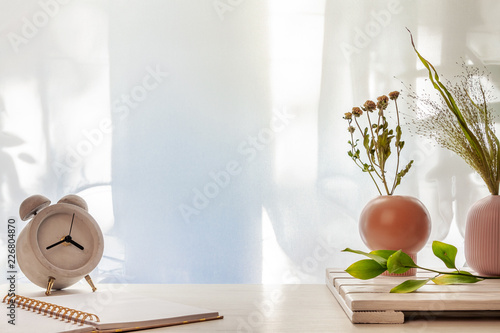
[2,290,222,333]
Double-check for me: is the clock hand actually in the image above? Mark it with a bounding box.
[68,213,75,236]
[66,213,84,250]
[46,235,84,251]
[68,238,85,251]
[46,239,65,250]
[47,214,77,250]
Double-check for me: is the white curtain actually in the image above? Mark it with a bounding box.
[0,0,499,284]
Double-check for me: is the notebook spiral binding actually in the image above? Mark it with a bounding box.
[2,294,100,326]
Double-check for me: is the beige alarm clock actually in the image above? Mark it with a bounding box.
[16,194,104,295]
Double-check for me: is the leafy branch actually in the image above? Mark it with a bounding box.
[342,241,500,293]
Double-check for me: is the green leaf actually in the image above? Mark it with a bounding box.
[387,250,417,274]
[432,241,458,270]
[382,119,388,130]
[385,148,391,159]
[432,272,483,285]
[370,250,397,260]
[345,259,386,280]
[363,163,372,172]
[363,128,369,149]
[390,279,431,293]
[342,248,390,267]
[395,125,402,145]
[394,160,413,188]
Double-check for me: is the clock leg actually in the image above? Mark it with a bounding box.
[45,276,55,296]
[85,275,97,292]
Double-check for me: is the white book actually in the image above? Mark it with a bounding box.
[2,289,222,333]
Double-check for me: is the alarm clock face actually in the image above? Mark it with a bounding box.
[37,211,96,270]
[29,203,104,275]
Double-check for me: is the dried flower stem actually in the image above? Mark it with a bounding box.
[344,92,413,195]
[348,125,383,195]
[408,29,500,194]
[390,99,402,194]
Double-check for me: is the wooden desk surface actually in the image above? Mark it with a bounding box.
[2,284,499,332]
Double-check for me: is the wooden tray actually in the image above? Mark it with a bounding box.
[326,268,500,324]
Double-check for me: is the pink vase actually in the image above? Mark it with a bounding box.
[465,195,500,276]
[359,195,432,276]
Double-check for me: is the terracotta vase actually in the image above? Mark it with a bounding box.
[465,195,500,276]
[359,195,431,276]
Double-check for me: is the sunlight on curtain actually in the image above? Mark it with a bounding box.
[109,0,271,283]
[268,1,323,185]
[0,0,499,285]
[0,0,116,283]
[261,0,326,283]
